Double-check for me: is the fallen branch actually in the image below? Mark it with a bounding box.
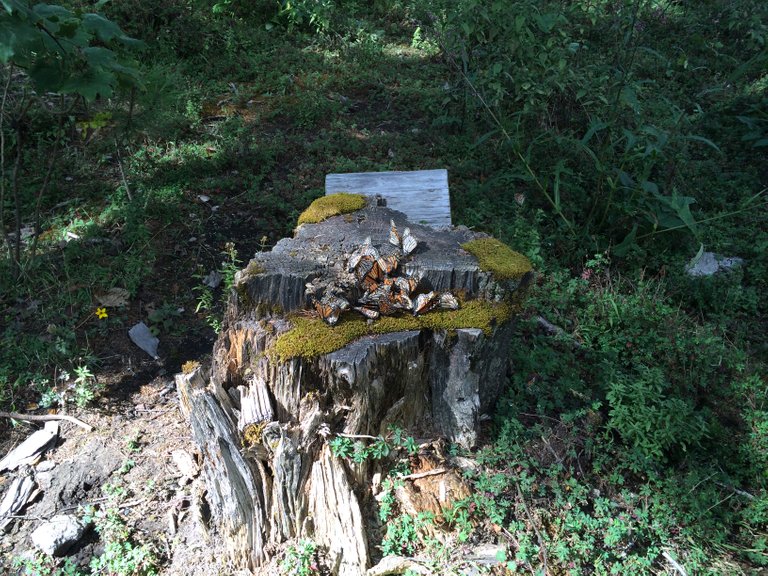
[0,411,94,432]
[366,556,433,576]
[661,550,688,576]
[401,468,447,481]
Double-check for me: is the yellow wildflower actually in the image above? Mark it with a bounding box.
[95,307,108,319]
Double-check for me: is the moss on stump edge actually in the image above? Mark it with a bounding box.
[461,237,532,281]
[270,300,514,361]
[297,193,367,226]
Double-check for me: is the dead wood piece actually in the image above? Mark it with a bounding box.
[366,556,434,576]
[0,471,37,532]
[0,410,94,432]
[401,468,446,481]
[0,421,59,472]
[662,550,689,576]
[309,447,368,576]
[175,203,530,574]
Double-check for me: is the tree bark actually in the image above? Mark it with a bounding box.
[176,200,532,573]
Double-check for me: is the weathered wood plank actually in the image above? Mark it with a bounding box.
[325,169,451,228]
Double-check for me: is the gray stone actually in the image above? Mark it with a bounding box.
[686,251,744,277]
[30,514,88,556]
[128,322,160,359]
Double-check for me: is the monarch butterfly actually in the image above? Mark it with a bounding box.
[348,237,379,271]
[377,254,399,275]
[378,292,397,316]
[362,259,386,290]
[413,291,438,316]
[401,228,417,256]
[313,294,349,326]
[392,291,413,311]
[438,292,459,310]
[313,299,340,325]
[359,282,392,305]
[394,276,418,295]
[389,219,401,247]
[354,306,380,319]
[389,219,418,256]
[354,256,375,282]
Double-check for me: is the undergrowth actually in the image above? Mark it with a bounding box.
[1,0,766,573]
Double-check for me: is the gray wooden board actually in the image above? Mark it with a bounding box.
[325,169,451,228]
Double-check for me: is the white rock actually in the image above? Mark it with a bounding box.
[30,514,88,556]
[36,460,56,472]
[686,251,744,277]
[171,449,199,479]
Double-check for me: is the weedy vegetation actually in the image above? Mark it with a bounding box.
[1,0,766,573]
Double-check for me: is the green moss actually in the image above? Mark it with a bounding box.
[181,360,200,374]
[271,300,513,361]
[242,421,267,448]
[242,260,265,276]
[297,193,367,226]
[461,238,532,281]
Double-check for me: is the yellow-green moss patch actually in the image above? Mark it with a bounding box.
[271,300,513,361]
[181,360,200,374]
[242,260,265,276]
[242,421,267,448]
[461,238,532,281]
[297,193,367,226]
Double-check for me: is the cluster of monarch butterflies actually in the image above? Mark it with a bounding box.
[310,220,459,326]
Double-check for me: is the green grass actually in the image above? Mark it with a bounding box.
[1,0,766,572]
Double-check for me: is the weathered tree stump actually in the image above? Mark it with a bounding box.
[176,196,533,574]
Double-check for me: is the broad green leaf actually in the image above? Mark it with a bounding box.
[82,45,116,67]
[1,0,34,17]
[684,134,722,154]
[614,223,638,255]
[640,180,658,195]
[28,58,68,92]
[617,170,635,189]
[60,66,115,100]
[81,13,123,42]
[581,119,608,146]
[620,85,640,114]
[534,12,559,33]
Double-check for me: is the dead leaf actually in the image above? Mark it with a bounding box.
[96,287,130,307]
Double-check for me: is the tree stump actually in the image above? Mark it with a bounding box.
[176,196,533,574]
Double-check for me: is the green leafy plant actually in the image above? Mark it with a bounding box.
[280,539,319,576]
[193,242,242,334]
[0,1,143,277]
[12,554,83,576]
[381,512,435,557]
[82,484,159,576]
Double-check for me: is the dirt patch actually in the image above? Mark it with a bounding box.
[0,373,230,575]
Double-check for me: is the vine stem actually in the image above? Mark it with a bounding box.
[0,65,13,264]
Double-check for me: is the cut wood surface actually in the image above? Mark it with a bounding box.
[176,199,532,574]
[325,169,451,228]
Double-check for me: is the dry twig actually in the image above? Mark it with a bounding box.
[0,410,95,432]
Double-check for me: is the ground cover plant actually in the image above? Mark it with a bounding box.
[1,0,766,573]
